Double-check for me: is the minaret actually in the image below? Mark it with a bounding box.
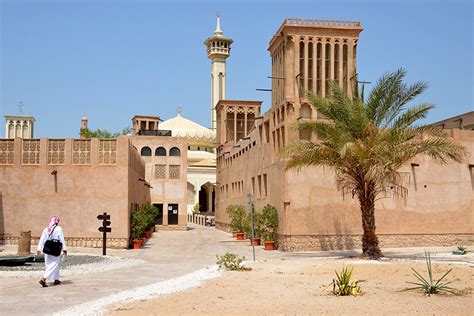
[81,114,88,130]
[204,12,233,131]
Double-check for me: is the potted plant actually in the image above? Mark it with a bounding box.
[141,203,157,238]
[261,204,279,250]
[131,209,146,249]
[243,211,263,245]
[226,204,245,239]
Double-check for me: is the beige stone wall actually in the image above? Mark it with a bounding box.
[0,137,149,247]
[214,18,474,251]
[129,136,188,228]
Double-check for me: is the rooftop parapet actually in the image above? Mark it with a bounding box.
[285,18,361,28]
[269,17,363,49]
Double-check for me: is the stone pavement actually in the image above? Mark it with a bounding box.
[1,224,472,315]
[0,224,282,315]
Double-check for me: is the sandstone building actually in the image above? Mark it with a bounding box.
[215,18,474,251]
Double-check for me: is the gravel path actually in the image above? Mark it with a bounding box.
[0,254,144,278]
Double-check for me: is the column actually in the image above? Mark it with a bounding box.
[207,185,213,213]
[13,121,17,138]
[194,180,201,210]
[347,40,354,97]
[5,120,9,138]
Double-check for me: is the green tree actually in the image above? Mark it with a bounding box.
[283,69,466,258]
[79,127,132,138]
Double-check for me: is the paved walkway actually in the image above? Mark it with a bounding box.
[0,224,282,315]
[1,224,472,315]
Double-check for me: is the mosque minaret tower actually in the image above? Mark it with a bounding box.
[204,12,233,131]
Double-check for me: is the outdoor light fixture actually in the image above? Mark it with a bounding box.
[138,178,145,182]
[51,170,57,175]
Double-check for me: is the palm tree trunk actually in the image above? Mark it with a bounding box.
[358,183,383,259]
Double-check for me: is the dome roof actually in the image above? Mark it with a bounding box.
[160,114,216,144]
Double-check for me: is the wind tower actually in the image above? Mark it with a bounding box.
[204,12,233,131]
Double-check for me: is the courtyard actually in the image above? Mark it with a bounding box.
[1,224,472,315]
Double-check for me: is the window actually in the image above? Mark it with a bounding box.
[316,42,322,95]
[140,146,151,156]
[258,175,262,197]
[300,104,312,119]
[308,41,313,92]
[155,165,166,179]
[227,112,235,142]
[169,165,180,179]
[263,174,267,197]
[299,41,305,94]
[155,147,166,156]
[325,43,331,96]
[169,147,181,156]
[334,43,339,82]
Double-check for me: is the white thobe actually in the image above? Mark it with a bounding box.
[37,226,67,281]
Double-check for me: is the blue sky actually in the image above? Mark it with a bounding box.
[1,0,472,138]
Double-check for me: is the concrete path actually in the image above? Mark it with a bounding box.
[1,224,472,315]
[0,224,282,315]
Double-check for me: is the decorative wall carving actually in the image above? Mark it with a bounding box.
[22,139,40,165]
[72,139,91,165]
[169,165,180,179]
[154,164,166,179]
[98,140,117,165]
[0,140,14,164]
[47,139,66,164]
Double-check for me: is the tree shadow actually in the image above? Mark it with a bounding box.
[318,217,356,251]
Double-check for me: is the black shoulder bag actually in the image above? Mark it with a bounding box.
[43,225,63,257]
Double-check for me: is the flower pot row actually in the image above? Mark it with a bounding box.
[232,231,276,250]
[131,228,155,249]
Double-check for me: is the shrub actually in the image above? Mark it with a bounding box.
[192,203,201,215]
[243,211,263,238]
[457,246,468,255]
[325,266,364,296]
[216,252,246,271]
[226,204,245,232]
[140,203,158,230]
[131,210,147,241]
[131,203,157,241]
[403,251,457,296]
[261,204,279,241]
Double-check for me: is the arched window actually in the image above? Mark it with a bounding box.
[155,147,166,156]
[140,146,151,156]
[300,104,312,119]
[169,147,181,156]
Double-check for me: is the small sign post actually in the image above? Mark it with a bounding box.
[247,194,255,262]
[97,212,111,256]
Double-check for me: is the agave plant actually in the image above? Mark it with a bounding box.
[404,251,457,296]
[326,266,364,296]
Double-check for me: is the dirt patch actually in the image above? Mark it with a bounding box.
[107,257,474,315]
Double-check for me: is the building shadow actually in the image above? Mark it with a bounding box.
[0,192,4,245]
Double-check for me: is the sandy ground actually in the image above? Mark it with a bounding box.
[107,257,473,316]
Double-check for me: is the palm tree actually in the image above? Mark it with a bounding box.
[283,68,466,259]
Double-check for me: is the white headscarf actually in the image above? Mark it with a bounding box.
[47,216,61,233]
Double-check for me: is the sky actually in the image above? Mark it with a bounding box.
[1,0,472,138]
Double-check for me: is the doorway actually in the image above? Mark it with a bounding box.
[168,204,179,225]
[154,203,163,225]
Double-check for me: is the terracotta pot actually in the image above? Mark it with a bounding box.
[235,232,245,240]
[264,241,276,250]
[232,231,239,237]
[132,240,142,249]
[250,238,261,246]
[142,231,149,239]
